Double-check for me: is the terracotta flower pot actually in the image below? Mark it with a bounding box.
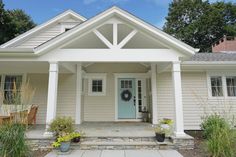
[155,133,165,142]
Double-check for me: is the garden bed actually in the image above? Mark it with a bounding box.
[179,131,206,157]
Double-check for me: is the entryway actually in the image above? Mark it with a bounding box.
[116,76,149,121]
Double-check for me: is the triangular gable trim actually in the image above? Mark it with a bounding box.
[0,10,86,48]
[34,6,198,56]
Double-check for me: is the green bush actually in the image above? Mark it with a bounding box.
[200,114,228,139]
[49,116,75,136]
[201,114,236,157]
[0,123,30,157]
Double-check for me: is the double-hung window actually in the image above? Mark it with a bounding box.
[210,76,223,97]
[208,73,236,98]
[226,77,236,97]
[0,75,23,104]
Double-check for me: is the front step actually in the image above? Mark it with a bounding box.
[71,136,174,150]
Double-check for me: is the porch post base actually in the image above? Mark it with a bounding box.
[43,131,54,138]
[174,131,187,138]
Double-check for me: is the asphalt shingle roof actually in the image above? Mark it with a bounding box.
[189,52,236,61]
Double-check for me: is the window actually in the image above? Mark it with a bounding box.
[121,80,132,88]
[210,76,223,97]
[226,77,236,97]
[0,75,23,104]
[208,73,236,98]
[92,79,103,92]
[87,73,106,96]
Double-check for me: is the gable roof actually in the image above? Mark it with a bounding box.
[34,6,198,55]
[0,10,87,48]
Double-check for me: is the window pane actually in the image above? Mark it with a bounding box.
[92,79,103,93]
[210,77,223,97]
[226,77,236,96]
[4,75,22,104]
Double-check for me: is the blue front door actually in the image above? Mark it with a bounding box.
[118,78,136,119]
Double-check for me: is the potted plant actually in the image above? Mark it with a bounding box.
[160,118,173,137]
[71,132,81,143]
[49,116,75,137]
[154,125,166,142]
[52,133,73,152]
[154,118,174,142]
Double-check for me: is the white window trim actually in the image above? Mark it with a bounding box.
[84,73,107,96]
[207,71,236,99]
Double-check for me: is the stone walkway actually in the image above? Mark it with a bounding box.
[45,150,183,157]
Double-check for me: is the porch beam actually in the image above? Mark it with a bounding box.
[93,29,113,49]
[44,62,59,137]
[172,61,186,137]
[151,63,158,124]
[75,63,82,124]
[118,29,137,49]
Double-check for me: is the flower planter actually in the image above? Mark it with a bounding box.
[59,141,71,152]
[72,137,80,143]
[155,133,165,142]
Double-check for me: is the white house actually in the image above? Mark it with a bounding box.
[0,7,236,138]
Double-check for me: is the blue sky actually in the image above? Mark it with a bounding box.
[3,0,236,29]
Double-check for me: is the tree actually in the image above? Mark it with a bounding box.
[163,0,236,52]
[0,1,36,45]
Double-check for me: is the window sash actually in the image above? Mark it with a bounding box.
[226,77,236,97]
[0,75,23,104]
[210,76,223,97]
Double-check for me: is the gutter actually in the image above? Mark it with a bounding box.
[0,48,36,56]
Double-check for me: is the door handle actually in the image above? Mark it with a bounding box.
[133,96,136,106]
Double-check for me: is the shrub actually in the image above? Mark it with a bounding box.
[200,114,228,139]
[49,116,75,136]
[0,123,30,157]
[201,114,236,157]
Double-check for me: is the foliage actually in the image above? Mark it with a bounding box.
[49,116,75,136]
[200,114,229,139]
[163,0,236,52]
[0,123,30,157]
[201,114,236,157]
[154,118,173,136]
[52,132,79,148]
[0,1,36,44]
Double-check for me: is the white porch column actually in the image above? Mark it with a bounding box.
[44,62,59,136]
[75,63,82,124]
[151,63,158,125]
[172,61,186,137]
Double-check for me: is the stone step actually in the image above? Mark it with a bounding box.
[80,136,157,142]
[71,139,174,150]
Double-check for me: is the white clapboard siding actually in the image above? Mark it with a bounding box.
[15,24,62,48]
[28,73,77,124]
[182,72,236,130]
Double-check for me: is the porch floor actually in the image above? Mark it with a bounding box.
[26,122,155,139]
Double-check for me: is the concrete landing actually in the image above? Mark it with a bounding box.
[45,150,183,157]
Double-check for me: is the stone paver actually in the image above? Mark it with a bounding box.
[101,150,124,157]
[125,150,162,157]
[44,150,183,157]
[159,150,183,157]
